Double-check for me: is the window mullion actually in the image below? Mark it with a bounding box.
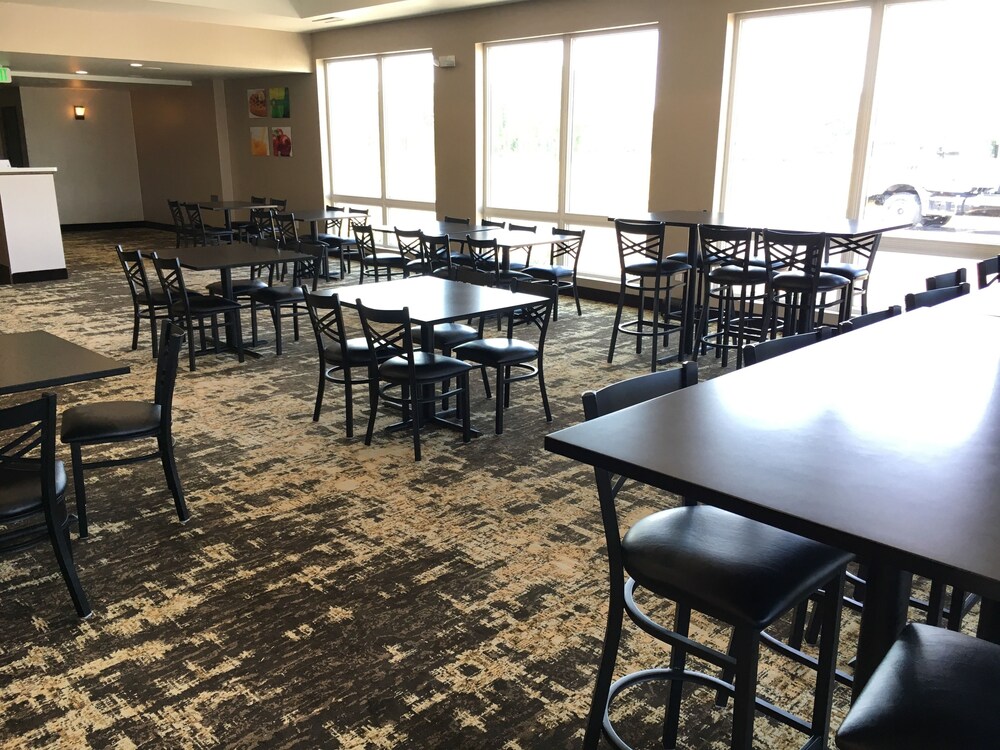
[557,37,572,226]
[846,1,885,220]
[376,58,388,225]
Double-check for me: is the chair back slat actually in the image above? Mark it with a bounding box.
[615,219,667,264]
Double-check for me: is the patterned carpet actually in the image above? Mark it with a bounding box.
[0,229,929,748]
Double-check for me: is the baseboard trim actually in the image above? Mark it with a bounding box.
[1,266,69,284]
[61,221,149,232]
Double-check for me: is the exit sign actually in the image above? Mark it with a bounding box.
[0,67,10,84]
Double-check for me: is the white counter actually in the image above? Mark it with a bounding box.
[0,167,67,283]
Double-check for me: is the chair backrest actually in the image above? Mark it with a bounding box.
[182,202,206,234]
[583,361,699,422]
[248,208,277,240]
[508,223,537,233]
[268,198,288,211]
[294,240,328,291]
[353,225,378,264]
[742,326,835,366]
[274,212,299,246]
[839,305,902,333]
[394,227,422,259]
[420,232,452,276]
[250,195,267,205]
[153,321,184,421]
[905,282,971,311]
[151,253,192,314]
[324,204,344,234]
[926,267,967,290]
[443,215,470,225]
[481,219,505,229]
[507,279,557,346]
[761,229,827,277]
[614,219,667,266]
[698,225,754,269]
[305,290,350,365]
[465,234,501,273]
[977,255,999,289]
[167,200,188,231]
[345,208,369,231]
[0,392,59,523]
[116,245,155,305]
[356,301,416,376]
[549,227,584,268]
[825,231,882,272]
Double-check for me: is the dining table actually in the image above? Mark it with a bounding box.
[371,223,556,271]
[160,242,310,355]
[612,211,915,360]
[545,283,1000,700]
[0,331,130,395]
[318,275,547,434]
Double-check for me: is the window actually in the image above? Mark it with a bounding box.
[484,28,659,280]
[723,0,1000,285]
[323,52,436,225]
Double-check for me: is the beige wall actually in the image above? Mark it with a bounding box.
[19,87,143,224]
[223,75,323,212]
[131,83,224,226]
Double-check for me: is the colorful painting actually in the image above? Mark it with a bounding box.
[269,87,290,118]
[250,127,269,156]
[248,89,267,119]
[271,127,292,158]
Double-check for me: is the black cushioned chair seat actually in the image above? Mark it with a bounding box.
[622,505,853,629]
[522,263,573,280]
[370,253,409,269]
[414,322,479,350]
[181,295,242,314]
[207,278,267,295]
[138,289,170,305]
[836,623,1000,750]
[0,462,68,519]
[250,285,304,305]
[822,262,869,281]
[624,257,691,277]
[61,402,161,443]
[323,337,371,367]
[454,337,538,366]
[709,265,770,284]
[773,271,852,292]
[381,352,471,382]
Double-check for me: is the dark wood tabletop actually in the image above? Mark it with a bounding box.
[0,331,130,395]
[617,210,914,237]
[198,200,278,211]
[371,221,494,240]
[321,275,546,330]
[546,286,1000,695]
[160,243,309,272]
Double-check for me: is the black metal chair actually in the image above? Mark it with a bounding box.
[167,199,195,248]
[835,623,1000,750]
[152,253,245,371]
[695,225,769,369]
[60,321,189,539]
[462,234,533,288]
[356,301,473,461]
[925,267,967,290]
[248,240,324,355]
[116,246,170,358]
[505,222,537,270]
[240,207,278,244]
[761,229,850,337]
[354,225,409,283]
[608,219,692,372]
[304,290,381,437]
[1,393,91,618]
[453,279,557,435]
[316,205,359,278]
[839,305,902,334]
[443,215,471,258]
[978,255,999,289]
[742,326,835,366]
[822,231,883,315]
[183,202,234,246]
[904,282,971,311]
[524,227,586,319]
[580,362,851,750]
[230,195,267,240]
[393,227,427,277]
[274,212,299,248]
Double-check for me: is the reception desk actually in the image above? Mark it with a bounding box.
[0,167,67,283]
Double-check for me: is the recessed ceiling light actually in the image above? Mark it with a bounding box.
[75,70,88,75]
[130,63,143,68]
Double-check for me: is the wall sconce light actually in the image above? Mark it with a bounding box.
[73,105,86,120]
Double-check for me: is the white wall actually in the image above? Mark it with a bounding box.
[19,87,143,224]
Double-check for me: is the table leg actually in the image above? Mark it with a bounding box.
[223,209,234,232]
[977,598,1000,644]
[681,227,699,358]
[852,560,911,700]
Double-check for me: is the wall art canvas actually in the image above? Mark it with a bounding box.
[250,127,269,156]
[248,89,267,119]
[269,87,290,118]
[271,127,292,157]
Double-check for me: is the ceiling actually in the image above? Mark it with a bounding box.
[0,0,525,85]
